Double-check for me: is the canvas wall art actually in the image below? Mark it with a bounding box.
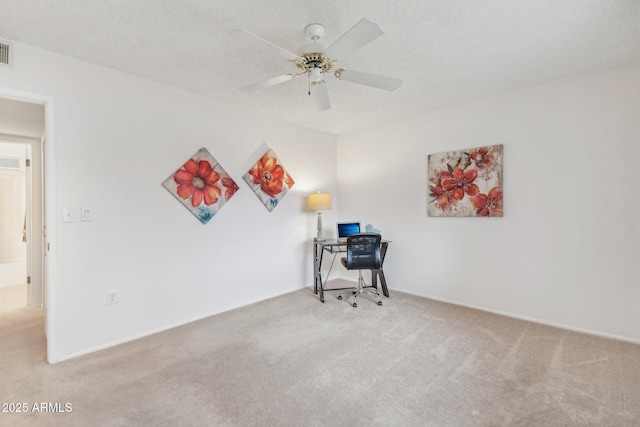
[162,148,239,224]
[427,144,503,217]
[243,148,295,212]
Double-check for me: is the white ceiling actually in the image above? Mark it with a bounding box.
[1,0,639,134]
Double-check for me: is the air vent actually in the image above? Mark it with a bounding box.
[0,40,11,66]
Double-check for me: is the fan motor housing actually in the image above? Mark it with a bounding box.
[294,52,336,74]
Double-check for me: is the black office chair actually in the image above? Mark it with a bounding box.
[339,233,383,307]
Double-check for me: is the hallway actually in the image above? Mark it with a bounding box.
[0,284,27,312]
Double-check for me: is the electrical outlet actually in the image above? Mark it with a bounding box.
[107,290,118,305]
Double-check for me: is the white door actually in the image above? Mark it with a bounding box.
[24,140,44,308]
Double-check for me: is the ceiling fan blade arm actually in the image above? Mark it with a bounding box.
[311,82,331,111]
[240,74,294,92]
[335,69,402,91]
[324,18,384,61]
[230,29,298,61]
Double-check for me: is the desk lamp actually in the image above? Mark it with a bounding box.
[308,192,332,240]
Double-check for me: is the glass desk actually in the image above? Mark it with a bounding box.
[312,238,390,303]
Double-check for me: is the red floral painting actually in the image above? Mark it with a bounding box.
[243,149,295,211]
[162,148,239,223]
[428,145,503,217]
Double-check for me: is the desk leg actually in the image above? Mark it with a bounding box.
[313,241,325,303]
[313,241,319,294]
[373,269,389,297]
[318,250,325,303]
[371,242,389,297]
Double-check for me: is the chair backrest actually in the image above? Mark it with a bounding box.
[345,233,382,270]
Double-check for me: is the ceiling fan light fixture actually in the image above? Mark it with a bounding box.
[309,67,323,82]
[307,67,325,96]
[231,18,402,110]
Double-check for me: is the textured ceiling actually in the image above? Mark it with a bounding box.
[1,0,639,134]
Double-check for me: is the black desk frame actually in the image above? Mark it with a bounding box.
[313,238,389,303]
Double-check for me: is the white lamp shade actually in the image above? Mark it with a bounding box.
[308,192,332,210]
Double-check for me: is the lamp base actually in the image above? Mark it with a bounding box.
[316,212,324,240]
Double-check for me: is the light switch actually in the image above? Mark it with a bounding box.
[81,207,93,222]
[62,208,76,223]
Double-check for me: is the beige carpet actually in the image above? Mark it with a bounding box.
[1,288,639,427]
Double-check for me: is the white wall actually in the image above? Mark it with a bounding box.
[0,43,338,361]
[337,61,640,342]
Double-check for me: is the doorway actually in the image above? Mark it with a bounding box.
[0,140,28,309]
[0,90,55,362]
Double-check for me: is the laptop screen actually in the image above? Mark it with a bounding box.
[337,222,360,239]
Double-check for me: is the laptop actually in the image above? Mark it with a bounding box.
[336,221,361,242]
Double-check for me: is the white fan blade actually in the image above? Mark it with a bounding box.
[324,18,384,61]
[240,75,294,92]
[230,29,298,61]
[336,70,401,91]
[311,82,330,111]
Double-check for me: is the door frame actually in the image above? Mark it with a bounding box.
[0,87,57,363]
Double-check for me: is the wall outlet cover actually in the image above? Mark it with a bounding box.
[81,207,93,221]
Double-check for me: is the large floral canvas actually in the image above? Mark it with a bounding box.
[162,148,239,224]
[243,149,295,212]
[428,145,503,217]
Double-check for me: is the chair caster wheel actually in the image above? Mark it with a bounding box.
[377,301,382,306]
[352,303,357,308]
[337,295,342,300]
[321,299,325,303]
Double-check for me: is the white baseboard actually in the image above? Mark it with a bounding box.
[393,287,640,346]
[0,261,27,287]
[55,286,302,363]
[56,285,639,363]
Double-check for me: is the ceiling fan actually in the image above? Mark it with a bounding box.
[230,18,402,111]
